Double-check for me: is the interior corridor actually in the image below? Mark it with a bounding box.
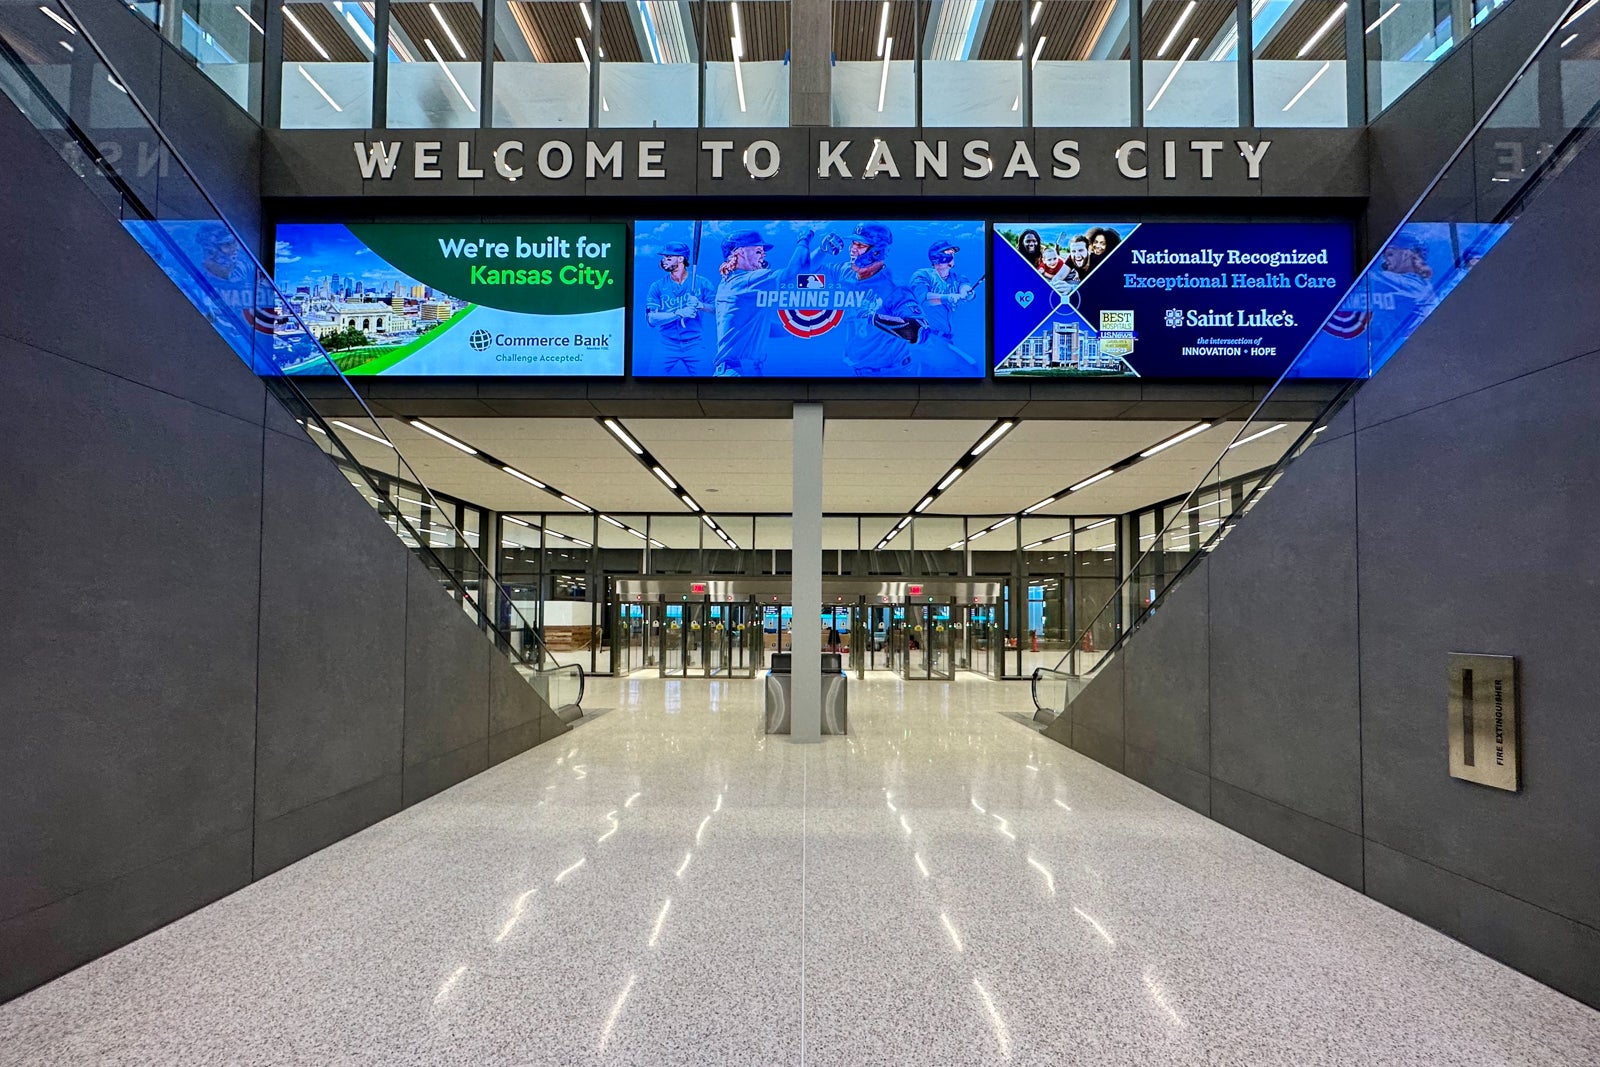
[3,676,1597,1066]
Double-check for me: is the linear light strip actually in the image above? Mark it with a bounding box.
[1297,2,1347,57]
[283,6,329,60]
[1146,36,1197,113]
[430,1,467,59]
[424,38,477,113]
[1157,0,1195,58]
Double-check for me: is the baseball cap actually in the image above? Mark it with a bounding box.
[659,242,692,259]
[726,229,774,251]
[1388,232,1427,254]
[927,239,959,262]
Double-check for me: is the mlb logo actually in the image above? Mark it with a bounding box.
[798,273,827,289]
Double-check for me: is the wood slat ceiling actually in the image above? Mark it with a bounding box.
[1256,0,1347,61]
[1037,0,1123,61]
[975,0,1026,61]
[283,2,370,64]
[505,1,588,64]
[1139,0,1235,61]
[833,0,920,63]
[391,2,492,62]
[599,2,647,63]
[702,1,789,62]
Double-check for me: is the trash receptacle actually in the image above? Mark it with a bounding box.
[764,654,848,735]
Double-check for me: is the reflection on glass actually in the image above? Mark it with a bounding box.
[494,0,590,126]
[599,0,700,126]
[922,0,1023,125]
[388,0,484,127]
[1364,0,1451,114]
[1033,0,1134,126]
[832,0,917,125]
[1141,0,1238,126]
[1254,0,1348,126]
[175,0,266,114]
[279,0,375,126]
[703,0,788,125]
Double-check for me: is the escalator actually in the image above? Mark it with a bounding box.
[0,0,584,718]
[1034,0,1600,723]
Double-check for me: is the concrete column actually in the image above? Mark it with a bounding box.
[791,403,824,741]
[789,0,832,127]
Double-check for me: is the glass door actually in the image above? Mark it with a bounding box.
[657,602,688,677]
[928,602,955,680]
[951,606,971,672]
[761,604,792,670]
[708,601,758,678]
[686,602,708,675]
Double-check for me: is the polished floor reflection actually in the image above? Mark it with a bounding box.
[3,675,1599,1065]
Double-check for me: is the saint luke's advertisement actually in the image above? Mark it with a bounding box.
[271,223,626,375]
[992,222,1356,378]
[632,220,987,378]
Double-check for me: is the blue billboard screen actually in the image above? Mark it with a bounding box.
[992,222,1356,379]
[632,220,987,377]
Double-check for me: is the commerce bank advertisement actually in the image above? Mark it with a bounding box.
[992,222,1355,379]
[272,223,626,375]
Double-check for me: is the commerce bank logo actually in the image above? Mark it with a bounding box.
[469,328,493,352]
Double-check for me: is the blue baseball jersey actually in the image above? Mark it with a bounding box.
[909,267,972,339]
[646,273,717,350]
[839,265,923,373]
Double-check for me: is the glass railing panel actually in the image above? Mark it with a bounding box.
[174,0,264,113]
[831,0,917,125]
[1141,0,1239,126]
[279,0,374,127]
[599,0,700,126]
[387,0,485,127]
[1254,0,1349,127]
[1033,0,1135,127]
[703,0,787,126]
[922,0,1023,126]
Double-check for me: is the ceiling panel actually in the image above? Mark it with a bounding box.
[318,415,1308,523]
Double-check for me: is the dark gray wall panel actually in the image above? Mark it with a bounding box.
[1365,841,1600,1008]
[1068,650,1125,748]
[0,831,251,1003]
[1070,723,1125,773]
[0,340,261,921]
[404,742,491,807]
[1211,781,1364,891]
[1208,431,1361,832]
[254,774,402,878]
[1123,563,1208,774]
[0,98,267,426]
[402,556,492,800]
[1357,354,1600,930]
[1123,745,1210,815]
[488,653,567,766]
[255,432,407,825]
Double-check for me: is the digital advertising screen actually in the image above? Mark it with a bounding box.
[632,220,987,378]
[992,222,1356,379]
[272,223,626,375]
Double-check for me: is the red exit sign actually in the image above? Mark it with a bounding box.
[907,585,923,596]
[691,583,707,594]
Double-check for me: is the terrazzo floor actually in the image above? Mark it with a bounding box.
[3,674,1599,1065]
